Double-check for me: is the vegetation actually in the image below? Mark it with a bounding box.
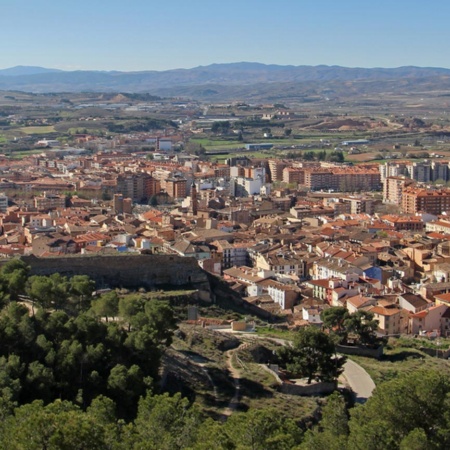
[106,118,177,133]
[277,326,346,384]
[0,260,450,448]
[322,307,380,346]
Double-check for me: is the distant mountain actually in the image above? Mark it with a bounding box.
[1,62,450,100]
[0,65,63,77]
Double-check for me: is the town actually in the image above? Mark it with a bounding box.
[1,92,450,340]
[2,90,450,448]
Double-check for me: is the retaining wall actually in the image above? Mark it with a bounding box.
[336,344,384,359]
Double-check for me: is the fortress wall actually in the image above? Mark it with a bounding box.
[20,254,211,299]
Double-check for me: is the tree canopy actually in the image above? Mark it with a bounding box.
[277,326,346,384]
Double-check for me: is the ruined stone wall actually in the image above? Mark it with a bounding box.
[20,254,211,299]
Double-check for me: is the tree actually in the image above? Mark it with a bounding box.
[224,407,302,450]
[91,291,119,322]
[132,392,202,450]
[0,400,108,450]
[301,392,349,450]
[149,195,158,206]
[328,150,344,163]
[284,128,292,137]
[277,326,346,384]
[344,310,378,345]
[193,418,235,450]
[0,259,29,301]
[0,355,24,418]
[348,370,450,450]
[303,151,315,161]
[108,364,149,418]
[321,307,349,343]
[185,142,206,158]
[118,294,145,331]
[26,275,70,312]
[70,275,95,311]
[211,121,231,135]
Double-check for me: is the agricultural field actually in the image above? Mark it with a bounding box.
[19,125,56,135]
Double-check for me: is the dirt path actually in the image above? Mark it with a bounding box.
[222,342,247,416]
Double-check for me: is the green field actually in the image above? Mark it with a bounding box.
[19,125,56,135]
[11,149,48,159]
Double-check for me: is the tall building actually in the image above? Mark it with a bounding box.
[165,178,187,200]
[379,162,409,182]
[113,194,124,214]
[407,162,432,183]
[113,194,133,214]
[383,176,414,204]
[116,173,160,202]
[268,160,286,182]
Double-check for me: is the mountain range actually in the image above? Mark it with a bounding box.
[1,62,450,101]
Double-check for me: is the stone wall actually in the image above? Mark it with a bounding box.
[265,364,336,396]
[336,344,384,359]
[20,254,211,300]
[280,381,337,396]
[419,346,450,359]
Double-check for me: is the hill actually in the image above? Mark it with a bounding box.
[1,62,450,101]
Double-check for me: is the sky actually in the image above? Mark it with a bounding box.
[0,0,449,72]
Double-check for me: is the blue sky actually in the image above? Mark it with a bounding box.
[0,0,448,71]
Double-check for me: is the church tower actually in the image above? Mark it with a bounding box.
[190,181,198,216]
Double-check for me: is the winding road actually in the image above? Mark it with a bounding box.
[342,359,375,403]
[219,331,376,404]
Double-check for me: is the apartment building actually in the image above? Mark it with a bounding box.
[303,167,381,191]
[34,192,66,210]
[383,176,414,204]
[402,187,450,214]
[165,177,187,200]
[268,160,286,182]
[116,173,160,202]
[282,167,305,184]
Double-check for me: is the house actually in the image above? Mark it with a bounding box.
[302,306,323,325]
[370,304,402,336]
[255,251,307,279]
[262,279,299,310]
[170,239,211,260]
[312,257,363,281]
[409,304,448,335]
[346,294,377,314]
[211,240,248,269]
[434,292,450,307]
[398,293,430,313]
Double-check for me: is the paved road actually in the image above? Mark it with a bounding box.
[342,358,376,403]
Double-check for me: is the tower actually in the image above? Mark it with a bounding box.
[190,181,198,216]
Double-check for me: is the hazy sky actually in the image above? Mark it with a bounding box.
[1,0,448,71]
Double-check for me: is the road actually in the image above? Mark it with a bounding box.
[342,358,376,403]
[219,331,376,404]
